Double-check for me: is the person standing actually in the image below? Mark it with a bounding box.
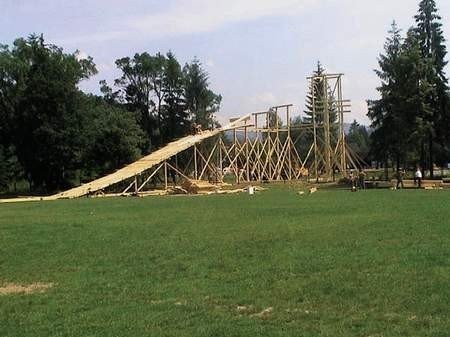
[358,169,366,190]
[396,169,405,189]
[349,170,356,191]
[415,166,422,188]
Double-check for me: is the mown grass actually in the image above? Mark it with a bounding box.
[1,186,450,336]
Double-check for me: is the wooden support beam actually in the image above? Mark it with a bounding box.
[164,161,168,190]
[194,144,198,180]
[137,163,165,192]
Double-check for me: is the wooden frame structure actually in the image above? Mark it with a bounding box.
[306,73,355,181]
[30,73,362,200]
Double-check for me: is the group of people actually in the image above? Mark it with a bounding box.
[349,169,367,191]
[191,123,203,135]
[191,123,217,135]
[349,166,424,191]
[396,166,423,189]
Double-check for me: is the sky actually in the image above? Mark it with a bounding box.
[3,0,450,126]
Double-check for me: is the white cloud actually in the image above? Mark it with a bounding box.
[55,0,317,45]
[131,0,316,38]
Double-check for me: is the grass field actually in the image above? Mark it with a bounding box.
[1,186,450,337]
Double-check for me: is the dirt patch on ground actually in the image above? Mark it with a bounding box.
[250,307,273,319]
[0,283,54,295]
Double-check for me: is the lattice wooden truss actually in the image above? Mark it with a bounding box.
[18,73,361,200]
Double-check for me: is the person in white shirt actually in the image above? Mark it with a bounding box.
[415,166,422,188]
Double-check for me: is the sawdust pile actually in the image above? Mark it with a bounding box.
[0,283,54,295]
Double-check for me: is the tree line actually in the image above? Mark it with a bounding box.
[368,0,450,177]
[2,0,447,194]
[0,35,221,193]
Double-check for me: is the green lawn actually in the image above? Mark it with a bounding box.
[1,186,450,337]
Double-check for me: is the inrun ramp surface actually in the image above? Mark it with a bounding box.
[49,115,250,200]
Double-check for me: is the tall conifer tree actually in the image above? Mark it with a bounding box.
[368,22,404,172]
[414,0,449,176]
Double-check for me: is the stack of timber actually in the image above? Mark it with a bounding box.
[181,180,219,194]
[165,182,243,195]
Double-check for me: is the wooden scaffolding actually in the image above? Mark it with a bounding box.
[9,73,361,201]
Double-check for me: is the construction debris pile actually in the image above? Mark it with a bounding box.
[167,179,265,196]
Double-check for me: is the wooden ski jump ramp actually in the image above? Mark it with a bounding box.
[0,75,362,204]
[1,77,361,205]
[0,114,251,203]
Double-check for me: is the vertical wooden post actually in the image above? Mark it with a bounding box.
[287,105,292,180]
[267,110,272,180]
[219,138,223,182]
[194,144,198,180]
[245,121,250,182]
[339,76,347,176]
[322,75,331,181]
[134,175,138,195]
[275,107,279,130]
[275,107,280,180]
[255,114,261,181]
[164,161,168,190]
[233,128,238,184]
[312,80,319,182]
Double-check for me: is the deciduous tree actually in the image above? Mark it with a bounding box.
[0,35,96,191]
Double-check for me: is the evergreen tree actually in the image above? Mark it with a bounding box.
[304,62,326,124]
[368,8,450,175]
[400,28,435,169]
[368,22,408,172]
[301,62,338,157]
[414,0,449,176]
[347,120,371,162]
